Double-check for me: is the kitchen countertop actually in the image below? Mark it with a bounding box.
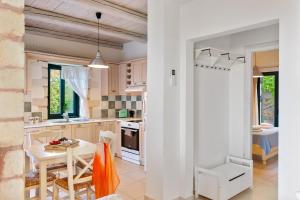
[24,117,143,129]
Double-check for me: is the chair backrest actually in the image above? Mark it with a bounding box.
[30,130,62,145]
[99,131,115,158]
[66,147,93,200]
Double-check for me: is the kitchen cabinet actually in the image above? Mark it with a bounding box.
[102,121,116,132]
[115,121,122,157]
[141,59,147,83]
[131,59,147,86]
[108,64,119,95]
[101,69,109,95]
[118,63,127,95]
[92,121,121,157]
[24,127,46,144]
[24,120,125,159]
[100,63,119,95]
[71,123,94,143]
[48,125,72,139]
[139,123,145,165]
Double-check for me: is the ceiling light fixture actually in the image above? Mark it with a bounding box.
[88,12,109,69]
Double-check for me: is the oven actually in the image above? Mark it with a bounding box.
[121,127,139,154]
[121,120,141,165]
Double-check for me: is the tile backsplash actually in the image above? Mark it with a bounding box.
[24,94,144,121]
[101,95,143,118]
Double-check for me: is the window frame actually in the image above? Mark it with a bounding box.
[48,64,80,119]
[257,71,279,127]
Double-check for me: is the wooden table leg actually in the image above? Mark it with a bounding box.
[39,162,47,200]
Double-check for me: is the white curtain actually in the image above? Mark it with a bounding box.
[61,66,90,119]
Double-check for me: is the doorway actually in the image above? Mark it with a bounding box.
[250,48,279,200]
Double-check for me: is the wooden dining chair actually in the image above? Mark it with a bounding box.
[76,130,116,171]
[24,130,66,199]
[24,171,56,200]
[99,131,116,159]
[53,147,94,200]
[29,130,68,173]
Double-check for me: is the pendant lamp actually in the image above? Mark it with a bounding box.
[88,12,109,69]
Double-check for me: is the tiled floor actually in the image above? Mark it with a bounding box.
[115,158,146,200]
[45,158,146,200]
[197,157,278,200]
[46,157,277,199]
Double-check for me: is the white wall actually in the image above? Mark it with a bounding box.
[179,0,300,199]
[194,24,279,54]
[121,41,147,61]
[194,68,229,168]
[146,0,181,199]
[25,33,123,63]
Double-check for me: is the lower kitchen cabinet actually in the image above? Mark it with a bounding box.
[24,120,123,159]
[71,123,94,143]
[115,121,122,157]
[48,125,72,140]
[139,123,145,165]
[92,121,121,157]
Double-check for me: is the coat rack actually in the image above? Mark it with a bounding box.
[194,48,246,71]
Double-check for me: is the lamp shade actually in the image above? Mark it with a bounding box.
[253,66,263,78]
[88,51,109,69]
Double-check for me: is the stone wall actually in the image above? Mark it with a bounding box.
[0,0,25,199]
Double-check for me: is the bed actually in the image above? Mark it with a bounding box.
[252,127,278,165]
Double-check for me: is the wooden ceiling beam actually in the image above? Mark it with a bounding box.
[25,6,147,42]
[65,0,147,25]
[25,26,123,49]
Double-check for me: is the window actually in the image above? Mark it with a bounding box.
[257,72,279,126]
[48,64,79,119]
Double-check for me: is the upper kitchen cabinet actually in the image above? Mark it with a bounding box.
[102,59,147,96]
[118,63,128,95]
[101,68,109,95]
[101,63,119,95]
[132,59,147,86]
[109,64,119,95]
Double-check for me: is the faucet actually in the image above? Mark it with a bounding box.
[62,112,69,122]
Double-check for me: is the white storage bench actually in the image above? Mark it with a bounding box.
[195,156,253,200]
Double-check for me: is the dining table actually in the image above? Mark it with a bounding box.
[26,139,97,200]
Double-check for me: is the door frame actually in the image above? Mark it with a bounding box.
[245,41,279,159]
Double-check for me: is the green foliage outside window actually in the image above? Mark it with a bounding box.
[48,65,79,119]
[261,76,275,98]
[49,70,61,114]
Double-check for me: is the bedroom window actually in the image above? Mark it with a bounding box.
[257,72,279,126]
[48,64,80,119]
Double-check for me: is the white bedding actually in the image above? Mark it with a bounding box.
[252,127,278,136]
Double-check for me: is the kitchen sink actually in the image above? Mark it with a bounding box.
[71,118,89,122]
[49,120,69,124]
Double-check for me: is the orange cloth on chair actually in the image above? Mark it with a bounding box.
[92,143,120,199]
